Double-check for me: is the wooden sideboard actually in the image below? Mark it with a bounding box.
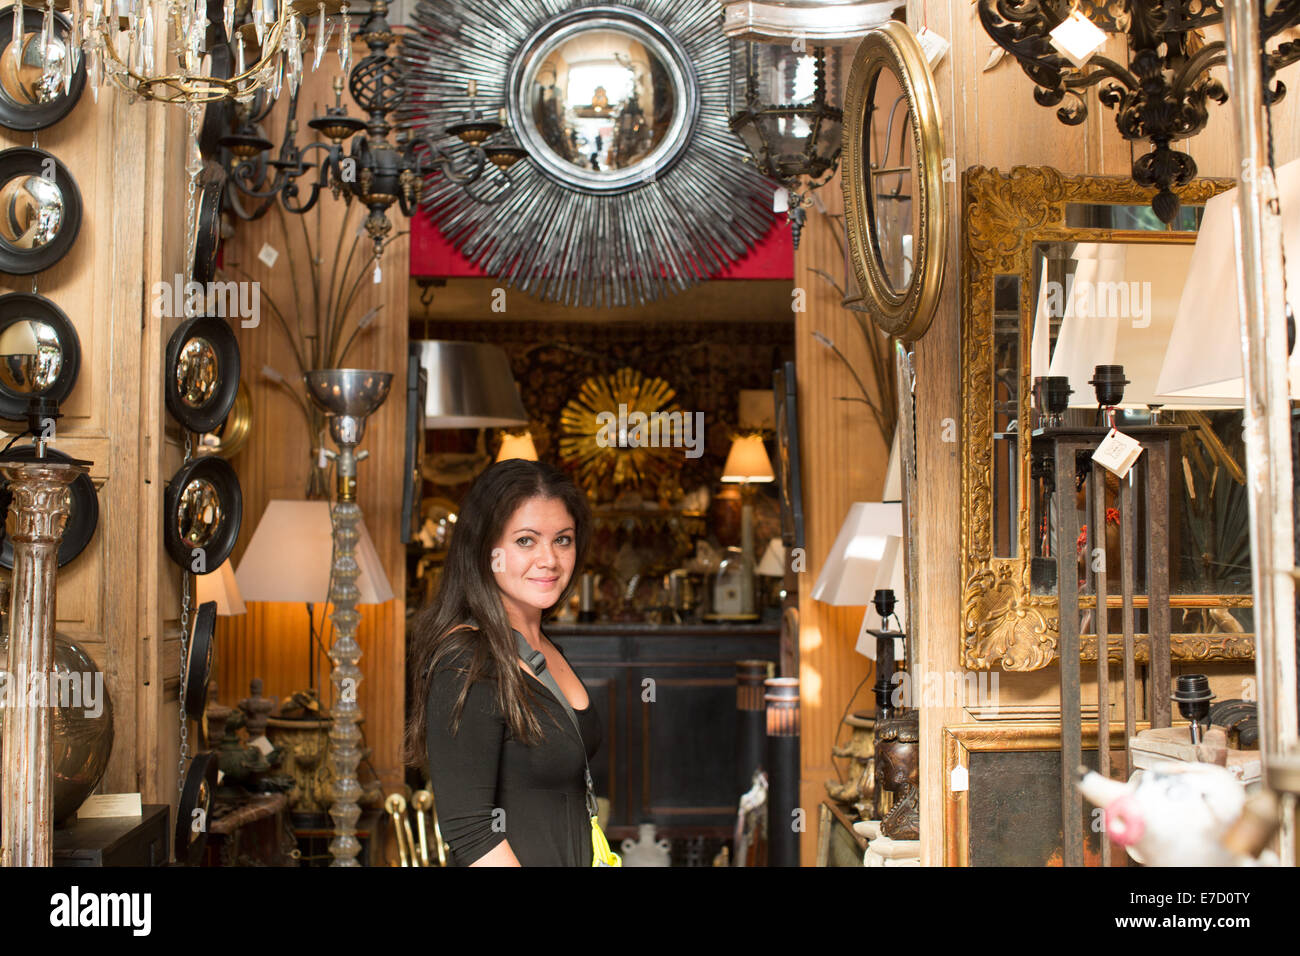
[547,622,780,841]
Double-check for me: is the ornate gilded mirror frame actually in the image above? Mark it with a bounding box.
[843,20,947,341]
[960,165,1253,671]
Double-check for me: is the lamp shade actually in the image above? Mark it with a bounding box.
[757,537,786,576]
[195,558,246,616]
[722,434,775,482]
[496,431,538,462]
[417,340,529,428]
[810,502,903,605]
[1029,241,1199,407]
[234,500,394,605]
[1155,157,1300,404]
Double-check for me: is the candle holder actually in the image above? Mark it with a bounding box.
[304,369,393,867]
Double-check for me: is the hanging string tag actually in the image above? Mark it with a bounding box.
[915,26,950,68]
[258,242,279,268]
[1093,427,1143,479]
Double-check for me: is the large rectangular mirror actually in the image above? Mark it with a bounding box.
[961,166,1252,671]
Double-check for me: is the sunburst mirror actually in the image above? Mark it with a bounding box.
[401,0,776,306]
[559,366,684,497]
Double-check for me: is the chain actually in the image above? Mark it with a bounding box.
[178,429,194,798]
[184,104,201,300]
[1263,92,1293,352]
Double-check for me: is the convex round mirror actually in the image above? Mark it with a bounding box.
[843,21,946,341]
[0,292,80,419]
[0,147,82,273]
[0,6,85,131]
[509,6,698,193]
[165,315,241,433]
[164,455,243,572]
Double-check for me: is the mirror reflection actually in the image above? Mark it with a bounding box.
[0,31,68,107]
[989,229,1253,634]
[527,27,677,175]
[178,477,222,547]
[0,172,63,249]
[866,64,914,292]
[176,336,220,408]
[0,317,62,393]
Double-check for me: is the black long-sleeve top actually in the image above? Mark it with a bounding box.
[424,631,600,866]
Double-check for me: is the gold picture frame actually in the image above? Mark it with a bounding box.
[842,20,948,341]
[959,165,1252,671]
[942,720,1141,867]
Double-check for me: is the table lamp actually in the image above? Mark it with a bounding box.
[1155,157,1300,404]
[812,501,904,658]
[721,433,775,617]
[496,430,538,462]
[196,558,246,616]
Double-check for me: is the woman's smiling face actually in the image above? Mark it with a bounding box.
[492,495,577,618]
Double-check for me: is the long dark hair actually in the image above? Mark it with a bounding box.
[403,458,592,765]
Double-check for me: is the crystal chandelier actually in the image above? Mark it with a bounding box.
[46,0,354,106]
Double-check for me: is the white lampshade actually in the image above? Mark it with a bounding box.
[722,434,775,482]
[1155,157,1300,404]
[1030,241,1199,407]
[196,558,246,615]
[496,431,538,462]
[235,500,394,605]
[811,502,903,605]
[757,537,786,577]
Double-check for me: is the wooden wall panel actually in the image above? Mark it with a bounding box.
[902,2,1300,864]
[213,39,410,795]
[792,164,892,866]
[0,5,186,810]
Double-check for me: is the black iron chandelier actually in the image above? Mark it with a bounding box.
[979,0,1300,223]
[208,0,528,250]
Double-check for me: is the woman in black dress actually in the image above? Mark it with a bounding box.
[404,459,600,866]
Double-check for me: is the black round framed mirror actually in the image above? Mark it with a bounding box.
[0,147,82,274]
[163,455,243,572]
[164,315,241,433]
[193,160,226,285]
[0,292,80,421]
[0,5,86,131]
[184,601,217,716]
[175,751,218,866]
[0,445,98,569]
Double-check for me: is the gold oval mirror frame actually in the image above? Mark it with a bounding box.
[843,20,947,341]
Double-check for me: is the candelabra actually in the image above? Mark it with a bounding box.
[303,368,391,866]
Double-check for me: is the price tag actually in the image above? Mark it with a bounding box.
[1092,427,1143,479]
[916,26,950,68]
[257,242,279,269]
[950,766,969,793]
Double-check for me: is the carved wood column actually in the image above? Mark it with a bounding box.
[0,460,85,867]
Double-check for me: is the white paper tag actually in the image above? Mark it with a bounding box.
[1049,9,1106,68]
[78,793,143,818]
[916,26,950,69]
[249,734,274,756]
[318,447,329,469]
[772,186,789,214]
[1092,427,1144,479]
[950,766,969,793]
[257,242,279,269]
[373,263,382,284]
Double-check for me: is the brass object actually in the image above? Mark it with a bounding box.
[958,166,1243,670]
[177,477,222,548]
[842,20,947,341]
[558,367,686,499]
[199,380,253,459]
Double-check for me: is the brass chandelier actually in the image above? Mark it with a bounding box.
[978,0,1300,223]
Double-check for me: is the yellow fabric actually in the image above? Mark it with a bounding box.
[591,816,622,867]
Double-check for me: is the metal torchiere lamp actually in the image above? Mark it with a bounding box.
[303,367,392,867]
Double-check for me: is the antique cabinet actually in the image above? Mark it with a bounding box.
[548,623,780,840]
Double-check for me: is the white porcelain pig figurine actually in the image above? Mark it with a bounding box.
[1078,763,1254,867]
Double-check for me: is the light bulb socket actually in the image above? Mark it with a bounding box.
[1089,364,1129,408]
